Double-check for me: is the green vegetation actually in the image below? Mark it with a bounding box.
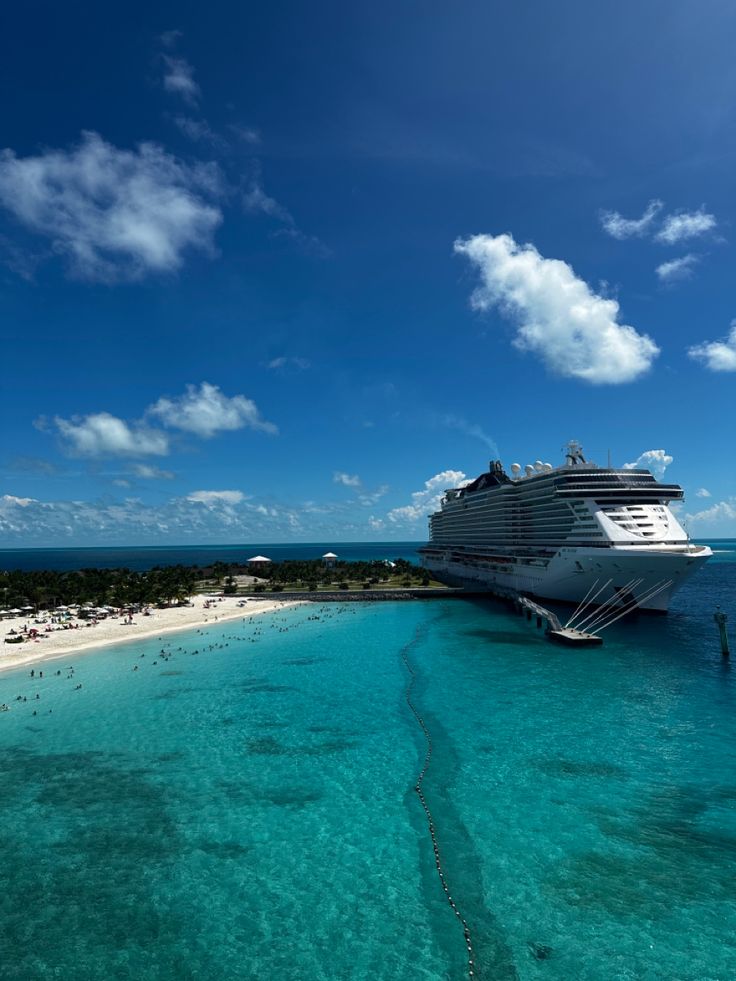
[0,558,446,611]
[246,558,444,593]
[0,565,198,611]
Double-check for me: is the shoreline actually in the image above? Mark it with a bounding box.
[0,597,307,675]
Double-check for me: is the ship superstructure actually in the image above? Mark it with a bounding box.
[419,441,711,612]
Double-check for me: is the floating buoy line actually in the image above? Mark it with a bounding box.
[400,628,477,978]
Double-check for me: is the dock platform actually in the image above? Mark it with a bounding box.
[548,628,603,647]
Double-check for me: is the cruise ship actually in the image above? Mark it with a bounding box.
[419,441,711,613]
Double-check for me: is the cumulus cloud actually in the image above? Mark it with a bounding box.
[685,499,736,527]
[186,490,245,506]
[333,472,361,488]
[0,484,423,546]
[133,464,175,480]
[1,494,36,507]
[0,132,222,281]
[656,254,698,284]
[599,199,663,240]
[455,233,659,384]
[148,382,277,437]
[655,208,716,245]
[162,55,200,105]
[688,321,736,372]
[696,488,711,498]
[387,470,468,523]
[44,383,274,460]
[623,449,673,478]
[51,412,169,457]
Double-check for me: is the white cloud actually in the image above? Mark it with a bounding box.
[0,131,222,281]
[455,233,659,384]
[1,494,36,507]
[656,254,698,283]
[440,414,499,454]
[387,470,468,523]
[148,382,277,437]
[44,383,274,461]
[162,56,200,105]
[623,449,673,478]
[267,356,310,371]
[229,125,261,146]
[358,485,389,507]
[0,491,322,545]
[133,464,175,480]
[172,115,225,149]
[655,208,716,245]
[243,181,293,223]
[52,412,169,457]
[333,472,361,488]
[0,480,468,546]
[696,488,711,498]
[160,29,183,49]
[599,199,663,240]
[688,321,736,372]
[186,490,245,506]
[244,176,329,257]
[685,499,736,526]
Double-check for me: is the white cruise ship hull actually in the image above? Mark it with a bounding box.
[420,545,712,613]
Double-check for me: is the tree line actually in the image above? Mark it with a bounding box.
[0,565,199,611]
[257,558,428,588]
[0,558,428,610]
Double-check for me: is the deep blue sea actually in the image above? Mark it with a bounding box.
[0,542,734,979]
[0,542,424,572]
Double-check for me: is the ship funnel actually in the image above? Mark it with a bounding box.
[534,460,544,471]
[511,463,521,476]
[525,464,535,477]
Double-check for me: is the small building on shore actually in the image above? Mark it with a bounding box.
[322,552,338,567]
[247,555,272,572]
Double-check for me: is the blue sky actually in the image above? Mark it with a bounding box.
[0,0,734,546]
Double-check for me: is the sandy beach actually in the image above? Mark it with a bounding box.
[0,597,306,674]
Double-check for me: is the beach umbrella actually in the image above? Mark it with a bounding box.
[9,608,22,614]
[22,606,34,611]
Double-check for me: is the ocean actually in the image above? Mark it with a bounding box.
[0,542,734,979]
[0,542,425,572]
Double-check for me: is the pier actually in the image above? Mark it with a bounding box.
[515,596,603,646]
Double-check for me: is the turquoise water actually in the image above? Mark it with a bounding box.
[0,554,735,979]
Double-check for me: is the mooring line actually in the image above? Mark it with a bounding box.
[400,627,477,978]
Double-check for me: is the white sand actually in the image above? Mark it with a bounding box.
[0,597,306,674]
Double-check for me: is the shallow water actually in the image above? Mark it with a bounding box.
[0,555,734,979]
